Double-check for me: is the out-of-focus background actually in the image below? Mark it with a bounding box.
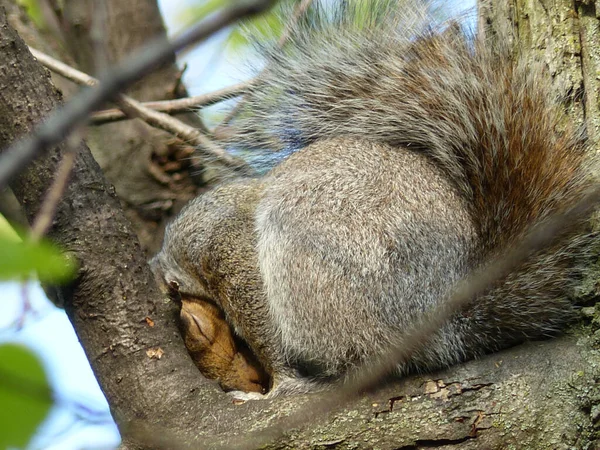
[0,0,474,448]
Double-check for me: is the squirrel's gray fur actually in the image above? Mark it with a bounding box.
[151,1,597,396]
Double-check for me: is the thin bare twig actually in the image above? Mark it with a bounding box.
[29,133,79,241]
[28,48,251,172]
[0,0,274,189]
[30,48,96,87]
[89,80,254,125]
[214,0,314,136]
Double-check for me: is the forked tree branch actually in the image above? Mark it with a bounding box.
[2,1,598,448]
[0,0,274,189]
[29,48,251,172]
[89,81,253,125]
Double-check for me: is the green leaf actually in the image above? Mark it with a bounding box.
[0,234,76,283]
[0,344,52,448]
[176,0,229,28]
[0,214,21,242]
[16,0,45,29]
[175,0,291,52]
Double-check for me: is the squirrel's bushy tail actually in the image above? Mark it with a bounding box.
[228,1,597,369]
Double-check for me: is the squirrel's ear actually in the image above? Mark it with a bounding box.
[180,299,218,346]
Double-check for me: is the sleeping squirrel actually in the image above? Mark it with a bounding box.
[150,1,597,398]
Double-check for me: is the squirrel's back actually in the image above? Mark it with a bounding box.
[154,1,597,394]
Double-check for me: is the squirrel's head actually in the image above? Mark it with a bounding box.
[150,178,264,301]
[149,249,270,394]
[149,179,271,394]
[150,183,248,295]
[149,250,205,303]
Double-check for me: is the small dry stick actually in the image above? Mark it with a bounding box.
[29,48,251,173]
[29,133,79,241]
[89,80,254,125]
[0,0,274,189]
[213,0,314,136]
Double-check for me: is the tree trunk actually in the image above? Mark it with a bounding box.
[1,0,600,448]
[5,0,205,253]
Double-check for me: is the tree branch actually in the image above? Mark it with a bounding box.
[28,45,250,175]
[0,0,273,189]
[2,1,598,449]
[89,81,253,125]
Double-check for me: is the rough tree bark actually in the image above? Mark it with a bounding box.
[1,0,600,448]
[5,0,206,252]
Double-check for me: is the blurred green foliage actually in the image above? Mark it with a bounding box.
[0,344,52,448]
[16,0,45,29]
[177,0,297,52]
[0,215,76,283]
[0,216,63,446]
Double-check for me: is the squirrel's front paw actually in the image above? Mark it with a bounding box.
[228,390,266,403]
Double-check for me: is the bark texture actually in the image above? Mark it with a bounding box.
[6,0,205,253]
[1,0,600,448]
